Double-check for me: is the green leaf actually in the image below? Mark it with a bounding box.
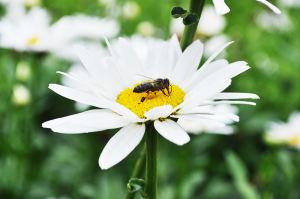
[127,178,148,198]
[171,6,187,18]
[225,151,260,199]
[183,13,199,26]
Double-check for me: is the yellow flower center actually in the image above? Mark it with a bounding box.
[28,37,39,46]
[117,83,185,118]
[287,134,299,147]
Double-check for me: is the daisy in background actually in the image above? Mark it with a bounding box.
[0,7,119,53]
[42,35,259,169]
[265,111,300,148]
[212,0,281,15]
[278,0,300,8]
[178,104,238,135]
[255,10,291,31]
[0,0,40,8]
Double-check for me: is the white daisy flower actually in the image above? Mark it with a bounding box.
[278,0,300,7]
[255,10,291,31]
[42,35,258,169]
[0,7,119,53]
[212,0,281,15]
[55,14,120,40]
[265,111,300,148]
[177,104,238,135]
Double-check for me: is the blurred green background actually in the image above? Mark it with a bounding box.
[1,0,300,198]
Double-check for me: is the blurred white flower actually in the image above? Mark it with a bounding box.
[178,104,238,135]
[0,0,40,7]
[122,1,140,19]
[11,84,31,105]
[98,0,115,6]
[170,18,184,36]
[43,35,258,169]
[265,111,300,148]
[57,14,120,40]
[204,34,229,58]
[197,6,226,36]
[137,21,155,36]
[0,7,70,52]
[16,61,31,81]
[278,0,300,7]
[256,10,291,31]
[212,0,281,15]
[0,7,120,53]
[170,6,226,37]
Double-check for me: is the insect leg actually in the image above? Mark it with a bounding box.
[165,85,170,95]
[159,88,168,96]
[141,90,151,102]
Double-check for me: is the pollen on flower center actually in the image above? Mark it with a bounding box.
[288,134,299,147]
[117,83,185,118]
[28,37,39,46]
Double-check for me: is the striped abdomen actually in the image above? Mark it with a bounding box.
[133,83,152,93]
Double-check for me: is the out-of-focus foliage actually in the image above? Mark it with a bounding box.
[1,0,300,199]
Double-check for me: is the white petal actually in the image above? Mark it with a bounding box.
[152,41,169,78]
[212,0,230,15]
[256,0,281,14]
[74,45,103,85]
[172,115,225,127]
[180,59,228,92]
[99,123,145,169]
[105,57,129,90]
[48,84,104,108]
[154,119,190,145]
[199,101,256,106]
[67,71,116,100]
[98,98,139,119]
[177,109,239,122]
[42,109,129,133]
[144,105,173,120]
[104,36,118,59]
[211,93,260,100]
[74,45,120,97]
[117,118,148,123]
[51,124,105,134]
[181,42,234,92]
[146,44,160,78]
[184,61,245,97]
[167,34,182,77]
[177,79,232,112]
[171,40,203,85]
[118,38,146,81]
[229,64,250,78]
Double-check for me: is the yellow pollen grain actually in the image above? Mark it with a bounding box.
[28,37,38,46]
[117,83,185,118]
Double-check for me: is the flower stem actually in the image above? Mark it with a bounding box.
[145,124,158,199]
[180,0,206,51]
[123,144,147,199]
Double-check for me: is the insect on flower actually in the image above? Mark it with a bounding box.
[133,75,172,102]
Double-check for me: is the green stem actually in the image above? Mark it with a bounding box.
[180,0,206,51]
[145,125,158,199]
[123,144,147,199]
